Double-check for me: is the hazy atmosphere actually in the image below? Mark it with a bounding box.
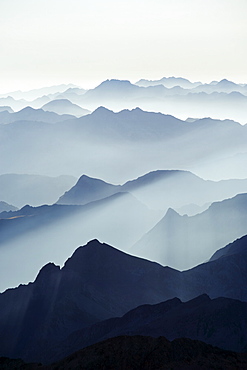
[1,0,247,92]
[1,1,247,368]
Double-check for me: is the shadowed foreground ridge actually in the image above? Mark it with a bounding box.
[1,236,247,364]
[1,336,247,369]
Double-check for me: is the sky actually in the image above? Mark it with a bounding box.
[0,0,247,92]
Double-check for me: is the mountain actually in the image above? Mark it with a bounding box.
[209,233,247,261]
[0,201,18,213]
[57,174,121,205]
[0,193,160,292]
[136,76,202,89]
[190,79,247,95]
[2,336,247,369]
[0,84,77,101]
[0,106,246,182]
[1,237,247,363]
[41,99,90,117]
[122,169,247,211]
[0,106,74,124]
[0,240,180,362]
[57,170,247,213]
[0,96,28,111]
[0,174,77,208]
[74,79,247,124]
[0,106,13,113]
[132,193,247,270]
[47,295,247,363]
[46,335,247,370]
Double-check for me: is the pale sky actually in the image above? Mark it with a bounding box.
[0,0,247,92]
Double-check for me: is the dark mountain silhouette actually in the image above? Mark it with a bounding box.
[47,295,247,363]
[0,193,160,292]
[2,336,247,369]
[210,234,247,261]
[0,174,76,208]
[42,99,90,117]
[46,335,247,370]
[57,174,121,205]
[132,193,247,270]
[1,237,247,363]
[0,106,74,124]
[0,240,180,362]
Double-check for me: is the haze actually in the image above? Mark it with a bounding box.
[1,0,247,92]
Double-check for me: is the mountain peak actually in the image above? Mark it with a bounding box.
[92,106,114,115]
[35,262,60,283]
[165,207,180,218]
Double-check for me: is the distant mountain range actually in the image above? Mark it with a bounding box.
[136,76,202,89]
[0,174,76,208]
[41,99,90,117]
[1,236,247,363]
[0,84,78,101]
[0,201,18,213]
[0,79,246,368]
[57,170,247,213]
[0,106,74,124]
[0,106,246,181]
[1,175,247,290]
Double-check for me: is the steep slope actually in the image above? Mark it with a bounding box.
[57,174,121,205]
[0,201,18,212]
[0,193,160,292]
[210,234,247,261]
[57,170,247,211]
[132,193,247,270]
[122,169,247,211]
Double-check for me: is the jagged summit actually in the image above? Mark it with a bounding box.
[56,173,120,205]
[165,207,180,218]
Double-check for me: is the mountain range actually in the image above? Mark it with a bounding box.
[0,106,246,181]
[0,236,247,364]
[2,335,247,369]
[1,171,247,290]
[0,174,76,208]
[0,78,247,367]
[132,192,247,269]
[57,170,247,214]
[0,192,160,292]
